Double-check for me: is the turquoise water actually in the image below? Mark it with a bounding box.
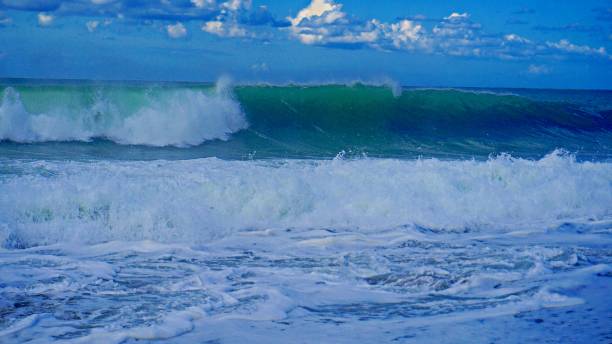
[2,81,611,160]
[1,80,611,343]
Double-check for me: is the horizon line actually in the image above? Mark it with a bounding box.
[0,76,611,92]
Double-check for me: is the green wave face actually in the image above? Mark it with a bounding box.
[233,85,612,159]
[1,82,611,160]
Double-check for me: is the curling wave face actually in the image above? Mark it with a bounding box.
[1,82,611,159]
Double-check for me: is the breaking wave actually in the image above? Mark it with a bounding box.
[0,82,247,147]
[1,151,610,248]
[1,82,611,158]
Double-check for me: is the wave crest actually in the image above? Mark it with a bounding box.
[0,84,247,147]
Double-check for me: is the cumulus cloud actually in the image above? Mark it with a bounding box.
[433,12,480,38]
[86,18,111,32]
[222,0,251,12]
[86,20,98,32]
[290,0,345,27]
[191,0,216,9]
[1,0,283,28]
[167,22,187,38]
[1,0,284,40]
[202,20,247,37]
[37,12,54,27]
[287,0,366,45]
[287,0,428,50]
[503,34,530,44]
[385,20,428,50]
[199,1,287,38]
[285,0,612,62]
[546,39,608,57]
[430,11,489,56]
[2,0,611,64]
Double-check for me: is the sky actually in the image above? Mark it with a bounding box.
[0,0,611,89]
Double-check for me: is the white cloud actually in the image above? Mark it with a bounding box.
[286,0,348,45]
[504,34,530,44]
[546,39,608,57]
[202,20,247,37]
[289,0,345,26]
[167,22,187,38]
[37,13,54,27]
[203,20,224,35]
[288,0,427,49]
[431,12,491,57]
[12,0,612,64]
[527,64,551,75]
[191,0,216,8]
[433,12,480,38]
[196,0,268,39]
[385,19,425,49]
[284,3,612,62]
[86,20,99,32]
[222,0,251,11]
[444,12,469,21]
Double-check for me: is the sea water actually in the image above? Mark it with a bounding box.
[0,80,611,343]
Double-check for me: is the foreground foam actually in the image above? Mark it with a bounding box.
[1,151,610,248]
[1,227,609,343]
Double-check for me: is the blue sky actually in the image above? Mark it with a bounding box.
[0,0,611,89]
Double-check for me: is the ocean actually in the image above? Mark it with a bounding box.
[1,79,611,343]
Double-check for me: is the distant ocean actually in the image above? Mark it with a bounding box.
[1,79,611,343]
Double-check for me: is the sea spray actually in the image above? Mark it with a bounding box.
[0,80,247,147]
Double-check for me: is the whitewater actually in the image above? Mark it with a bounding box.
[0,80,611,343]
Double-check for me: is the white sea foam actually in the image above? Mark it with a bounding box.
[0,83,247,147]
[1,151,610,248]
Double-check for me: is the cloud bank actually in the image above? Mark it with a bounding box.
[285,0,610,61]
[1,0,609,61]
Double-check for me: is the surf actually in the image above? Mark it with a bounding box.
[2,150,611,248]
[0,82,247,147]
[1,80,611,159]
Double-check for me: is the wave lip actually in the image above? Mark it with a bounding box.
[0,85,248,147]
